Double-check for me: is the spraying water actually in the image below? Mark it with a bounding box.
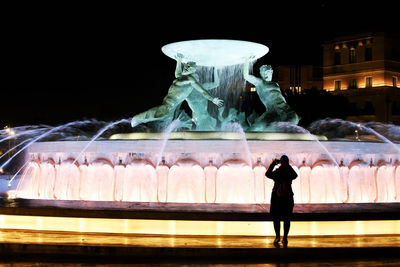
[309,118,400,154]
[0,120,99,171]
[0,125,51,144]
[0,138,34,161]
[223,122,253,168]
[7,160,31,187]
[358,122,400,154]
[197,63,251,119]
[72,118,130,165]
[276,122,340,167]
[155,119,181,168]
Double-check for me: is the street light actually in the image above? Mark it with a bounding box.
[4,126,15,136]
[4,126,16,160]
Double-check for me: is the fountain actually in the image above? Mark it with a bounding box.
[12,126,399,204]
[1,40,400,237]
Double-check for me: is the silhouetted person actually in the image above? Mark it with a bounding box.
[265,155,297,246]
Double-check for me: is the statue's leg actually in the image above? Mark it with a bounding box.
[286,110,300,125]
[276,105,300,125]
[131,105,168,128]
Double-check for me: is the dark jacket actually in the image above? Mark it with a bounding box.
[266,163,298,196]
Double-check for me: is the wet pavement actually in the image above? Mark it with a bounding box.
[1,229,400,264]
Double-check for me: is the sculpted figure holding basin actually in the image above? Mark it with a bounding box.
[131,53,223,129]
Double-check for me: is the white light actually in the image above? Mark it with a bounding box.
[162,39,269,67]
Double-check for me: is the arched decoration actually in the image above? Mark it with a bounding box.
[92,157,114,168]
[253,162,267,203]
[122,158,157,202]
[167,158,206,203]
[128,158,155,168]
[348,159,365,169]
[43,158,56,166]
[375,160,396,202]
[204,161,218,203]
[311,159,335,169]
[172,158,202,167]
[216,158,255,204]
[79,158,115,201]
[156,160,169,202]
[347,161,376,203]
[15,160,41,199]
[376,159,388,167]
[309,159,345,203]
[220,158,250,167]
[394,161,400,201]
[37,158,56,199]
[54,158,81,200]
[296,164,312,203]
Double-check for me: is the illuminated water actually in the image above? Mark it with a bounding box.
[2,37,400,206]
[7,121,400,204]
[161,39,268,67]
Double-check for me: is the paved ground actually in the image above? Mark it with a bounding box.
[1,199,400,264]
[1,229,400,264]
[2,198,400,221]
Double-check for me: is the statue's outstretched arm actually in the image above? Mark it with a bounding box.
[175,53,184,78]
[243,56,261,86]
[202,67,220,90]
[190,77,223,107]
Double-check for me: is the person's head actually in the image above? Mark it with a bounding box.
[260,65,273,81]
[182,61,197,75]
[280,155,289,166]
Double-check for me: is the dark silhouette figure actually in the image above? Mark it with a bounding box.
[265,155,297,246]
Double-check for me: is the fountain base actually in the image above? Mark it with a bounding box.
[13,138,400,204]
[1,199,400,236]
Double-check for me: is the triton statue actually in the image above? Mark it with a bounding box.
[243,56,300,131]
[130,54,224,130]
[176,53,221,130]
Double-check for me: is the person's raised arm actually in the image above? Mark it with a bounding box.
[243,55,261,86]
[175,53,184,78]
[266,159,279,180]
[202,67,220,90]
[190,77,224,107]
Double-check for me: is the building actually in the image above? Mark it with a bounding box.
[322,32,400,123]
[277,65,323,93]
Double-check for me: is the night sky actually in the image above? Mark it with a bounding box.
[2,1,398,127]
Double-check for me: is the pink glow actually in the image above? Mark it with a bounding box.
[14,159,400,204]
[347,164,376,203]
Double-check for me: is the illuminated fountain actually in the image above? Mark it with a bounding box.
[6,40,400,205]
[9,120,400,205]
[1,40,400,238]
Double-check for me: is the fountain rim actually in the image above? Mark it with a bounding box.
[161,39,269,67]
[109,131,328,141]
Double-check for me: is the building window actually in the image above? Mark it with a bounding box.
[394,77,398,88]
[361,102,375,115]
[334,51,341,65]
[289,65,301,92]
[365,47,372,61]
[349,48,356,63]
[366,77,372,88]
[392,101,400,115]
[349,79,357,89]
[335,80,341,90]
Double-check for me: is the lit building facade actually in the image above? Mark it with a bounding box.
[277,65,323,93]
[323,32,400,123]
